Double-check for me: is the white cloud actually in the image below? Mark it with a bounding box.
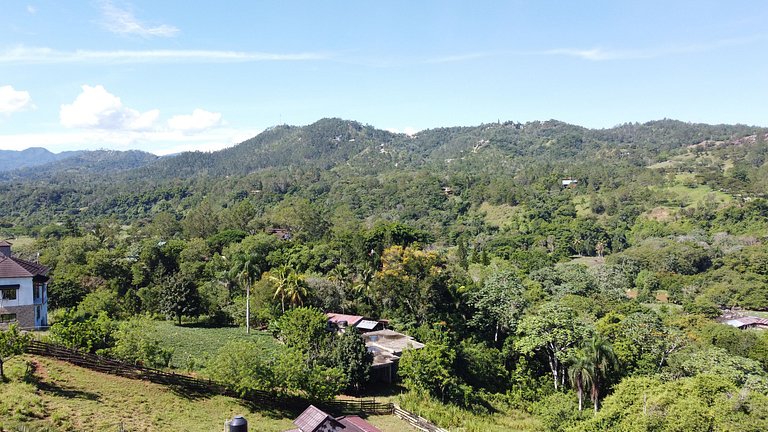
[168,109,222,132]
[100,1,179,38]
[0,85,32,114]
[26,5,37,14]
[0,127,262,155]
[385,126,419,136]
[60,85,159,131]
[0,46,331,64]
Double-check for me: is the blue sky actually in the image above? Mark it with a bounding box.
[1,1,767,155]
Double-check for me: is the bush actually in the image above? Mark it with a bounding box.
[205,341,274,396]
[49,310,115,353]
[533,392,588,432]
[107,317,172,368]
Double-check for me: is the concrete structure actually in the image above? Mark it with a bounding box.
[0,241,49,329]
[363,329,425,383]
[326,313,383,333]
[325,312,424,383]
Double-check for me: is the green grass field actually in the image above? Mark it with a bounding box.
[478,202,519,228]
[0,356,410,432]
[150,321,281,371]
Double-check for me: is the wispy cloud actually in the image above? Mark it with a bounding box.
[0,46,332,64]
[100,1,179,38]
[424,51,499,64]
[545,35,768,61]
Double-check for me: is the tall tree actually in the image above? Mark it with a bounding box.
[159,273,202,325]
[516,302,589,390]
[468,269,527,343]
[568,350,593,412]
[270,265,291,314]
[230,252,261,333]
[582,335,617,412]
[329,328,372,393]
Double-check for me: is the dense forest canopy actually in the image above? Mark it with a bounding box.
[3,117,768,431]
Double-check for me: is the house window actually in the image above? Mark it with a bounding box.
[0,313,16,323]
[0,285,19,301]
[34,282,43,301]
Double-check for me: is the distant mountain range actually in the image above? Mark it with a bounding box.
[2,118,765,180]
[0,147,85,172]
[0,148,160,178]
[1,117,766,229]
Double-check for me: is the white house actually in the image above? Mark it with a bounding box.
[0,241,49,329]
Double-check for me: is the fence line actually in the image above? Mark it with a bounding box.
[393,404,449,432]
[25,339,393,416]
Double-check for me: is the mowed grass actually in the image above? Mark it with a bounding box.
[150,321,281,371]
[0,356,411,432]
[478,202,519,228]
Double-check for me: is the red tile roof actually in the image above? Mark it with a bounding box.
[0,255,49,278]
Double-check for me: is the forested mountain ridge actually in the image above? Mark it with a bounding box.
[5,117,768,431]
[5,149,159,180]
[0,117,765,230]
[0,147,84,172]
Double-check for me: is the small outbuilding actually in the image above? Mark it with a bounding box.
[724,317,768,330]
[363,329,425,383]
[285,405,382,432]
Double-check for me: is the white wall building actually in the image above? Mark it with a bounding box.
[0,241,49,329]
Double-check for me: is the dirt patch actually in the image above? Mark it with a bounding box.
[647,207,673,221]
[29,357,50,382]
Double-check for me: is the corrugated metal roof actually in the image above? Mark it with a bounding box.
[292,405,336,431]
[356,320,379,330]
[726,317,768,328]
[338,416,384,432]
[326,313,364,327]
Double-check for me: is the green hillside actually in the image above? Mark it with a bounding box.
[3,118,768,432]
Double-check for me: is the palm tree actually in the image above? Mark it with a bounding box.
[285,271,307,308]
[568,351,594,412]
[582,335,617,413]
[269,265,291,313]
[229,252,261,334]
[269,265,307,312]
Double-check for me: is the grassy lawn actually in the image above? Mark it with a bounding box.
[398,391,542,432]
[478,202,518,228]
[150,321,281,371]
[0,356,412,432]
[740,310,768,318]
[573,195,592,218]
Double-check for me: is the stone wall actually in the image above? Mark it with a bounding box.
[0,304,35,328]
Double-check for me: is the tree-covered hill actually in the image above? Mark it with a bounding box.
[5,149,159,180]
[0,117,766,232]
[0,147,84,172]
[6,117,768,432]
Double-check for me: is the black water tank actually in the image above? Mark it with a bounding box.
[229,415,247,432]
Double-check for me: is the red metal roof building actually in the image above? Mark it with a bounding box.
[284,405,383,432]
